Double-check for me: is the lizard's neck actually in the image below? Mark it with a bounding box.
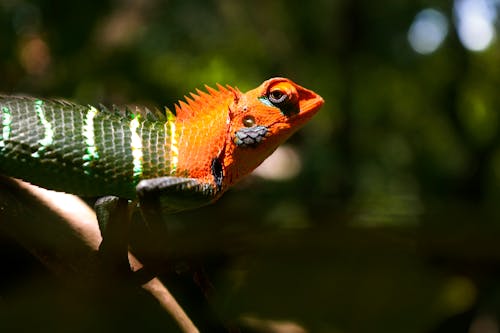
[174,103,232,187]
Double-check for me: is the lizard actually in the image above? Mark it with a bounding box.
[0,77,323,224]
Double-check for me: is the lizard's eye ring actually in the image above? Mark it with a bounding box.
[267,82,299,108]
[268,90,288,104]
[242,115,256,127]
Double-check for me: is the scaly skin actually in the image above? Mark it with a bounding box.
[0,78,324,206]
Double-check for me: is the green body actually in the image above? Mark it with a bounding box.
[0,96,176,199]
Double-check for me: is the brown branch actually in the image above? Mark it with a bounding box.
[0,176,198,333]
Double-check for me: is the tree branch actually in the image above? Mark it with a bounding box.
[0,176,199,333]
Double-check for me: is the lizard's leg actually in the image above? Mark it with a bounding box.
[93,177,214,268]
[136,176,216,220]
[135,176,216,260]
[95,196,132,273]
[136,177,224,306]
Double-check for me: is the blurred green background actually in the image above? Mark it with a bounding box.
[2,0,500,332]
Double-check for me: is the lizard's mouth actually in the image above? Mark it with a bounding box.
[300,95,324,115]
[293,89,324,123]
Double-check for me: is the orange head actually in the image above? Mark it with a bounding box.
[222,77,324,189]
[173,77,323,196]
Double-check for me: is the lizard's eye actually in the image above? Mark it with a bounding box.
[242,115,256,127]
[266,81,299,110]
[268,89,288,104]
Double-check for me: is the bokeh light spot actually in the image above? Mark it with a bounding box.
[252,145,302,181]
[408,9,448,55]
[454,0,497,52]
[19,37,51,76]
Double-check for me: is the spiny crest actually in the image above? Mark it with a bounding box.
[174,83,238,121]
